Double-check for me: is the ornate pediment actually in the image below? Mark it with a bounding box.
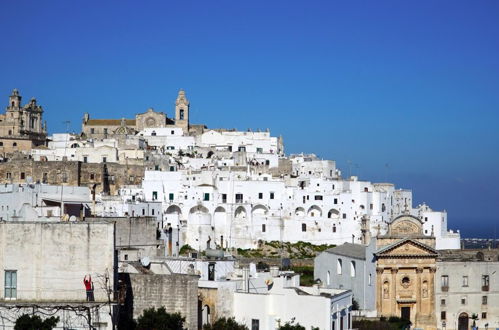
[389,215,423,236]
[375,238,438,258]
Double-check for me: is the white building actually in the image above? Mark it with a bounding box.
[233,273,352,330]
[436,249,499,330]
[0,221,115,330]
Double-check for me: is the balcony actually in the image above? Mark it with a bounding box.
[441,286,449,292]
[482,285,489,292]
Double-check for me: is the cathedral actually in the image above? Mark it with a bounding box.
[0,89,47,153]
[81,89,203,138]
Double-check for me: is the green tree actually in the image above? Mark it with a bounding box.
[14,314,59,330]
[202,317,248,330]
[277,320,306,330]
[135,307,185,330]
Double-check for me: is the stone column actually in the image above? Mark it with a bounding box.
[429,266,436,321]
[391,268,398,316]
[416,267,424,322]
[376,267,384,315]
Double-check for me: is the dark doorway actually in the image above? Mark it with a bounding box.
[458,313,469,330]
[208,263,215,281]
[401,307,411,321]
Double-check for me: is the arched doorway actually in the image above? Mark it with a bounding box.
[458,313,469,330]
[202,304,211,326]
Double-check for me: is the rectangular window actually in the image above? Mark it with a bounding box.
[20,172,25,180]
[235,193,243,203]
[314,195,323,200]
[4,270,17,299]
[222,194,227,203]
[251,319,259,330]
[441,311,446,320]
[169,193,174,201]
[482,312,487,319]
[169,166,175,172]
[256,147,263,153]
[90,128,95,134]
[334,198,338,204]
[302,223,306,232]
[258,192,263,199]
[342,213,347,219]
[441,299,446,306]
[103,128,108,134]
[83,156,88,163]
[6,172,11,179]
[482,275,490,291]
[461,297,466,305]
[270,192,274,199]
[203,193,210,201]
[370,203,373,210]
[262,224,266,232]
[154,165,159,170]
[441,275,449,290]
[152,191,158,200]
[482,296,488,305]
[462,276,468,287]
[102,157,107,163]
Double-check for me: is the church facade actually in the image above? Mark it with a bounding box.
[81,89,191,139]
[375,215,438,329]
[0,89,47,153]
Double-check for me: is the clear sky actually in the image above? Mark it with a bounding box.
[1,1,498,237]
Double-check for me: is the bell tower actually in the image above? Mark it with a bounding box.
[8,89,21,110]
[174,89,189,131]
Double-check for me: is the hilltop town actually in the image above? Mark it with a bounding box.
[0,89,497,330]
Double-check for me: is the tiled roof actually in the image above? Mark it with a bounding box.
[325,242,366,260]
[85,119,136,126]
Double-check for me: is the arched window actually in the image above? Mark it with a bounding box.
[337,259,342,275]
[8,130,12,135]
[350,261,356,277]
[12,142,17,147]
[333,224,336,233]
[326,271,331,286]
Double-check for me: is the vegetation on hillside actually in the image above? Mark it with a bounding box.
[236,241,335,259]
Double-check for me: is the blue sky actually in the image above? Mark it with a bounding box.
[1,1,498,237]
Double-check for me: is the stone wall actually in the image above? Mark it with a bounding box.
[0,221,115,302]
[0,159,145,195]
[125,273,199,330]
[87,216,164,258]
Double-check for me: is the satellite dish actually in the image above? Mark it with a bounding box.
[141,257,151,268]
[69,215,77,222]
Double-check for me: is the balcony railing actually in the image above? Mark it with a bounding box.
[482,285,489,292]
[441,286,449,292]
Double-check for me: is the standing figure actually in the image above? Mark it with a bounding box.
[83,275,94,301]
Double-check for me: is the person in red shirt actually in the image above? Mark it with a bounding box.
[83,275,94,301]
